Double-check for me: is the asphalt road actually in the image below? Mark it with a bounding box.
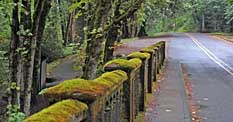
[170,33,233,122]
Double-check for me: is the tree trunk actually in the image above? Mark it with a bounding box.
[76,10,85,45]
[57,0,66,42]
[9,0,51,116]
[103,1,121,63]
[201,14,206,32]
[8,0,21,106]
[82,0,112,79]
[104,25,120,63]
[83,37,105,79]
[64,12,75,46]
[33,0,52,97]
[122,20,129,39]
[24,0,52,115]
[130,14,137,37]
[231,21,233,33]
[138,21,147,37]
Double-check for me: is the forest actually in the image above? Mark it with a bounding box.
[0,0,232,121]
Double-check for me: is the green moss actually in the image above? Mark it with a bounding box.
[94,70,128,87]
[40,78,109,100]
[40,70,128,101]
[140,48,155,53]
[150,41,166,48]
[25,99,88,122]
[127,52,151,60]
[104,58,142,71]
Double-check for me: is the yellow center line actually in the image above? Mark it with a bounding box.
[186,33,233,76]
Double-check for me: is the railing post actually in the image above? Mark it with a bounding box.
[127,52,150,111]
[104,58,142,122]
[140,49,155,93]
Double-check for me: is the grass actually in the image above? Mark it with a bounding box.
[148,32,171,37]
[120,37,139,43]
[209,32,233,36]
[63,46,76,56]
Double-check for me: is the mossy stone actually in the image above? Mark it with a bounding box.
[40,70,128,102]
[104,58,142,71]
[150,41,166,48]
[94,70,128,87]
[140,48,155,53]
[25,99,88,122]
[127,52,151,60]
[40,78,109,101]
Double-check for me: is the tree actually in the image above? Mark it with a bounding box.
[8,0,52,116]
[69,0,145,79]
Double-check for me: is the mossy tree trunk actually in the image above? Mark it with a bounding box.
[8,0,21,106]
[76,9,85,45]
[82,0,113,79]
[104,25,120,63]
[32,0,52,102]
[9,0,52,116]
[103,2,121,63]
[82,0,144,79]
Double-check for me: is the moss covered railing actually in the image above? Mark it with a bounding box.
[25,41,166,122]
[24,99,88,122]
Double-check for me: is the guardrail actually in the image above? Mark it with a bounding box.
[25,41,166,122]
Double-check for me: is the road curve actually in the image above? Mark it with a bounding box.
[170,33,233,122]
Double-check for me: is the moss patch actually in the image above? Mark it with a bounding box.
[41,70,128,102]
[94,70,128,88]
[104,58,142,71]
[140,48,155,53]
[40,78,109,101]
[25,99,88,122]
[127,52,151,60]
[150,41,166,48]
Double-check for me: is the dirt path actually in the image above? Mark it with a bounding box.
[47,57,79,87]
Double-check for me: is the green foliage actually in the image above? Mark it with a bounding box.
[42,0,74,61]
[144,0,233,34]
[0,0,13,39]
[42,39,64,61]
[0,39,9,92]
[176,13,198,32]
[226,3,233,24]
[7,105,25,122]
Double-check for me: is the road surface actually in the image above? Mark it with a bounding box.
[143,33,233,122]
[166,33,233,122]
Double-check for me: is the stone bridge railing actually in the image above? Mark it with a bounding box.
[24,41,166,122]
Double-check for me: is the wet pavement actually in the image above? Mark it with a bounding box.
[145,33,233,122]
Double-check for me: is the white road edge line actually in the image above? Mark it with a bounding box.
[186,33,233,76]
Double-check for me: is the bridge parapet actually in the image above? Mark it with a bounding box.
[25,41,166,122]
